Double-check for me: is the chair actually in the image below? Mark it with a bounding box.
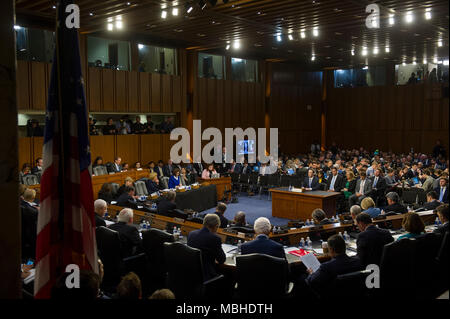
[248,173,259,193]
[110,183,119,198]
[23,174,39,186]
[313,269,372,299]
[401,188,418,206]
[134,181,148,196]
[436,231,449,293]
[235,253,292,299]
[238,173,250,192]
[159,176,169,189]
[93,165,107,176]
[142,228,174,293]
[280,175,293,187]
[227,226,255,234]
[230,172,240,190]
[164,242,224,300]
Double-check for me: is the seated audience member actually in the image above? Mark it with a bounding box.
[103,117,117,135]
[370,169,387,205]
[21,189,38,259]
[163,159,175,177]
[31,157,43,175]
[147,161,156,173]
[133,161,142,171]
[342,170,357,200]
[350,205,362,222]
[160,116,175,134]
[122,163,130,172]
[214,202,229,228]
[132,116,146,134]
[116,177,134,198]
[317,170,326,189]
[349,170,372,206]
[144,115,154,134]
[435,177,449,203]
[149,289,175,300]
[111,156,122,173]
[241,217,285,259]
[360,197,381,218]
[94,199,107,227]
[311,208,332,225]
[420,169,435,193]
[422,191,441,211]
[51,270,100,299]
[355,213,394,266]
[155,160,165,178]
[202,164,218,179]
[384,168,398,188]
[326,167,345,192]
[434,204,449,235]
[157,191,177,216]
[303,168,320,191]
[116,116,131,135]
[98,183,115,203]
[116,272,142,299]
[109,208,142,257]
[187,214,226,280]
[382,192,407,214]
[180,167,190,186]
[19,163,31,184]
[145,172,162,194]
[168,168,182,189]
[305,234,362,296]
[116,186,138,208]
[397,212,425,240]
[233,211,248,227]
[92,156,104,168]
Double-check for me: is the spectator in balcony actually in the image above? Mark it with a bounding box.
[116,116,131,135]
[132,116,146,134]
[89,117,99,135]
[144,115,154,134]
[103,117,116,135]
[160,116,175,133]
[407,72,417,84]
[26,119,43,137]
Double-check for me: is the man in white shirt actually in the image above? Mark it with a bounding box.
[436,177,448,203]
[112,157,122,173]
[349,170,372,206]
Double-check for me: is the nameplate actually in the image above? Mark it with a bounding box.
[237,232,246,238]
[309,226,324,231]
[173,217,185,223]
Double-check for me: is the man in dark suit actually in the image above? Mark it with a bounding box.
[193,161,204,177]
[434,204,449,235]
[369,169,387,205]
[326,167,345,192]
[422,191,441,211]
[109,208,142,257]
[155,160,165,178]
[163,159,174,177]
[305,234,362,296]
[157,191,177,216]
[381,192,407,214]
[21,189,39,260]
[214,202,229,228]
[435,177,449,204]
[349,170,373,206]
[94,199,107,227]
[116,186,138,208]
[241,217,285,259]
[187,214,226,280]
[111,157,122,173]
[31,157,43,175]
[303,168,320,191]
[355,213,394,266]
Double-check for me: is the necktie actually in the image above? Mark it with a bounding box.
[374,177,378,187]
[439,187,445,202]
[360,180,364,194]
[309,178,312,188]
[331,176,336,190]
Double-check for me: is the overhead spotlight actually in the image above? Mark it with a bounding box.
[172,8,179,16]
[402,62,406,66]
[115,20,123,29]
[276,33,282,42]
[52,5,56,9]
[127,2,131,5]
[225,44,230,50]
[423,58,427,64]
[233,40,240,49]
[288,34,293,40]
[107,23,114,31]
[425,8,431,20]
[186,3,193,13]
[161,10,167,19]
[362,47,367,56]
[388,14,395,25]
[438,39,443,47]
[433,56,438,63]
[89,12,94,16]
[300,30,306,39]
[351,49,355,56]
[311,55,316,61]
[385,46,390,53]
[443,60,449,66]
[14,25,21,30]
[362,66,369,70]
[138,44,144,50]
[373,47,379,55]
[405,11,413,23]
[312,27,319,37]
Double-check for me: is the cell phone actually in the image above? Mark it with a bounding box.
[26,260,34,266]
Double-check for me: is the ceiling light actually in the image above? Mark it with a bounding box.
[288,34,293,40]
[425,8,431,20]
[443,60,449,66]
[199,0,206,10]
[187,6,193,13]
[115,20,123,29]
[311,55,316,61]
[385,46,390,53]
[300,30,306,39]
[405,11,413,23]
[233,40,240,49]
[276,33,282,42]
[127,2,131,5]
[433,56,438,63]
[312,27,319,37]
[225,44,230,50]
[89,12,94,16]
[362,47,367,56]
[373,47,379,55]
[172,8,179,16]
[413,60,417,65]
[362,66,369,70]
[423,58,427,64]
[138,44,144,50]
[351,49,355,56]
[161,10,167,19]
[402,62,406,66]
[438,40,443,47]
[52,5,56,9]
[14,25,21,30]
[388,14,395,25]
[107,23,113,31]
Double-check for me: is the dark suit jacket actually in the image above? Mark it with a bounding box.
[145,180,161,194]
[214,212,229,228]
[157,199,177,216]
[422,200,442,211]
[433,222,449,235]
[187,227,226,280]
[155,166,165,178]
[383,202,408,214]
[21,201,38,259]
[31,166,43,175]
[371,176,387,193]
[356,225,394,266]
[116,192,137,208]
[95,214,107,227]
[435,186,449,203]
[303,176,320,190]
[305,254,362,294]
[111,163,122,173]
[326,174,345,191]
[108,221,142,257]
[163,165,174,177]
[241,234,285,259]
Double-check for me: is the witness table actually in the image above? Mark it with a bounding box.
[175,184,218,212]
[270,188,341,220]
[198,176,232,201]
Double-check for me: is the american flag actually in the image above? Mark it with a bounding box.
[34,0,98,298]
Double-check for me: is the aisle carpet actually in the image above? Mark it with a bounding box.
[200,193,289,226]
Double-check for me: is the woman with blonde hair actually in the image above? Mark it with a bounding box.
[361,197,381,218]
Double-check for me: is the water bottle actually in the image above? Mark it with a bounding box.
[305,219,310,226]
[173,226,177,234]
[339,231,342,238]
[237,240,242,254]
[335,214,340,222]
[299,238,305,249]
[146,221,150,229]
[435,217,440,226]
[306,237,312,250]
[343,231,349,243]
[178,227,183,239]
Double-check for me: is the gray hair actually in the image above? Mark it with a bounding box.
[254,217,272,235]
[350,205,362,216]
[118,208,133,223]
[311,208,326,221]
[386,191,399,203]
[94,199,107,212]
[166,191,176,201]
[203,213,220,229]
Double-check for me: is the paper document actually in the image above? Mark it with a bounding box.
[23,269,35,285]
[300,253,321,272]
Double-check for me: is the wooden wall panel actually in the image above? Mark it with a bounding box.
[151,73,161,112]
[16,61,30,110]
[115,70,127,112]
[88,67,101,111]
[116,135,140,166]
[161,134,176,162]
[31,137,44,161]
[140,135,162,164]
[139,72,150,113]
[30,62,47,110]
[172,76,182,113]
[128,71,139,112]
[90,135,115,164]
[162,74,172,112]
[18,137,32,169]
[101,69,114,112]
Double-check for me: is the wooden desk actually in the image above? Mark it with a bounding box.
[372,210,436,229]
[270,188,341,220]
[198,176,232,201]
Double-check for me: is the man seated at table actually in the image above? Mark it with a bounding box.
[326,166,345,192]
[349,170,372,207]
[232,211,249,227]
[157,191,177,216]
[116,186,138,208]
[382,192,407,214]
[302,169,320,191]
[214,202,229,228]
[240,217,285,259]
[21,189,39,260]
[187,214,226,280]
[434,204,449,235]
[145,172,162,194]
[311,208,333,225]
[109,208,142,257]
[422,191,441,211]
[355,213,394,267]
[305,234,362,297]
[116,177,134,198]
[94,199,107,227]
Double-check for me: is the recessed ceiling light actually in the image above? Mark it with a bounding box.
[373,47,379,55]
[52,5,56,9]
[288,34,293,40]
[89,12,94,16]
[127,2,131,5]
[161,10,167,19]
[257,11,261,15]
[138,44,144,50]
[425,8,431,20]
[405,11,414,23]
[107,23,113,31]
[313,27,319,37]
[300,30,306,38]
[172,8,179,16]
[225,44,230,50]
[389,14,395,25]
[438,40,443,47]
[385,46,390,53]
[233,40,240,49]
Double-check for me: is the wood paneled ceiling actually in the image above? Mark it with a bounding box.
[15,0,449,69]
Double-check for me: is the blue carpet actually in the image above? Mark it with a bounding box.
[201,193,289,226]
